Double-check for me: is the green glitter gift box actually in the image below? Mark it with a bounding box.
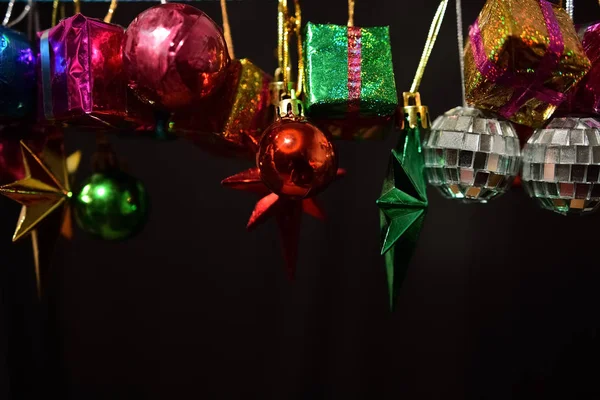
[303,22,398,140]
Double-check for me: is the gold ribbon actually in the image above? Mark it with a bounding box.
[278,0,304,97]
[348,0,355,27]
[409,0,448,93]
[51,0,118,26]
[220,0,235,59]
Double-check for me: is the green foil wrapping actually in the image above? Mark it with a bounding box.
[304,22,398,137]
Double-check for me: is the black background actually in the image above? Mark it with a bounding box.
[3,0,600,399]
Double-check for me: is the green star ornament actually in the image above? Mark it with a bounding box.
[377,92,430,310]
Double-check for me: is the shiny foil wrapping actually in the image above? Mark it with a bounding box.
[303,22,398,140]
[464,0,590,128]
[0,27,36,120]
[560,23,600,115]
[38,14,148,129]
[169,59,271,159]
[522,117,600,215]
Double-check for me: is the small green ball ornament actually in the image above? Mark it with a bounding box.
[73,171,149,240]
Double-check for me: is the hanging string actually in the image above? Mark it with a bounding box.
[456,0,466,106]
[51,0,59,26]
[410,0,449,93]
[104,0,118,23]
[348,0,355,27]
[4,0,32,28]
[73,0,80,15]
[292,0,303,96]
[220,0,235,59]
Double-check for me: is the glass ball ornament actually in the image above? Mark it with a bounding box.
[422,107,521,202]
[123,3,230,110]
[522,117,600,215]
[257,118,337,200]
[73,171,150,240]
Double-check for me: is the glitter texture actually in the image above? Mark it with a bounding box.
[464,0,590,128]
[522,117,600,215]
[169,59,272,159]
[423,107,521,202]
[303,22,397,139]
[560,22,600,115]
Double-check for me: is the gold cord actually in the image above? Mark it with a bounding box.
[348,0,354,27]
[220,0,235,59]
[278,0,303,97]
[410,0,448,93]
[73,0,80,14]
[104,0,118,23]
[51,0,58,26]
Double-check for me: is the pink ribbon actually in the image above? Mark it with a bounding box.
[469,0,566,119]
[347,26,362,115]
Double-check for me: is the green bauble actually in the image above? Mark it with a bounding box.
[73,171,149,240]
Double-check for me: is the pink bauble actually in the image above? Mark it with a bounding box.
[123,3,230,111]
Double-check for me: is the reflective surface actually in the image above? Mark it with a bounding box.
[522,117,600,215]
[423,107,521,202]
[0,27,35,120]
[73,171,149,240]
[123,3,230,111]
[257,119,337,199]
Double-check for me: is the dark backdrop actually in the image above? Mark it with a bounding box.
[3,0,600,399]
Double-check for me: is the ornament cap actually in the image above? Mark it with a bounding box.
[402,92,430,130]
[276,89,305,120]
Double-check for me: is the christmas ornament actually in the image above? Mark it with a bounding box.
[522,117,600,215]
[0,27,35,121]
[464,0,590,128]
[38,14,147,129]
[423,107,521,201]
[257,107,337,199]
[73,171,149,240]
[377,93,429,309]
[123,3,230,111]
[0,141,71,242]
[376,0,445,309]
[0,135,74,296]
[169,0,272,159]
[223,0,343,278]
[303,8,398,140]
[0,124,47,185]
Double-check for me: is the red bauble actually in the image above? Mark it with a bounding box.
[257,119,337,199]
[123,3,230,111]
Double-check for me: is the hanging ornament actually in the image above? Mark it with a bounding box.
[38,10,151,130]
[169,1,272,159]
[123,3,230,111]
[0,26,35,121]
[377,94,429,310]
[464,0,590,128]
[376,0,447,309]
[303,0,397,140]
[521,117,600,215]
[257,93,337,199]
[223,0,343,279]
[0,132,75,296]
[424,107,521,201]
[73,171,149,241]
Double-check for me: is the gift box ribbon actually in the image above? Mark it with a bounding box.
[347,26,361,114]
[469,0,566,119]
[40,30,54,120]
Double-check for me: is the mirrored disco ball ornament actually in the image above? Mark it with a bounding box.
[423,107,521,202]
[522,117,600,215]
